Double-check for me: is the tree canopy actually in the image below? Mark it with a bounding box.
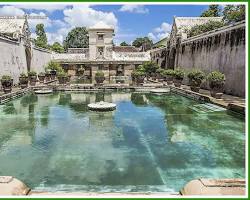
[50,42,64,53]
[120,41,130,46]
[132,37,153,51]
[63,27,89,50]
[223,5,245,24]
[35,24,48,49]
[200,5,221,17]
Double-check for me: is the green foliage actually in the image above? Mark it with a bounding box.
[187,69,205,85]
[1,75,12,81]
[38,72,45,76]
[57,71,67,77]
[132,37,153,51]
[46,61,63,73]
[163,69,174,76]
[28,71,37,76]
[20,73,28,78]
[35,24,48,49]
[156,68,164,75]
[95,70,104,77]
[131,69,146,77]
[223,5,245,24]
[50,42,64,53]
[201,5,221,17]
[173,68,185,80]
[207,71,225,82]
[141,61,159,76]
[188,20,225,37]
[63,27,89,50]
[120,41,130,46]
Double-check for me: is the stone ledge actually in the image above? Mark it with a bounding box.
[0,176,30,195]
[180,178,245,196]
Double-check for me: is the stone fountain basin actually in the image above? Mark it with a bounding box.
[88,101,116,111]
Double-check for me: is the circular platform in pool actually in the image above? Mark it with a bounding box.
[88,101,116,111]
[150,88,170,93]
[34,89,53,94]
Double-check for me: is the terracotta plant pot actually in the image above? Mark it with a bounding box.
[165,75,173,85]
[209,81,224,99]
[95,76,105,85]
[29,76,37,86]
[38,75,45,83]
[173,78,183,87]
[1,79,13,93]
[19,77,29,89]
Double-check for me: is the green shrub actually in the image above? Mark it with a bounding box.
[131,70,146,77]
[173,68,185,80]
[95,70,104,77]
[207,71,225,82]
[141,61,159,75]
[187,69,205,85]
[156,68,164,75]
[38,72,45,76]
[1,75,12,81]
[45,61,63,73]
[28,71,37,76]
[20,73,28,78]
[163,69,174,76]
[188,21,225,37]
[57,71,67,77]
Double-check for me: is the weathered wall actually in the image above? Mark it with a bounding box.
[0,37,52,85]
[177,22,245,97]
[0,37,27,84]
[31,47,52,73]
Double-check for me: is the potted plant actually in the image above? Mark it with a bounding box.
[163,69,174,85]
[187,69,205,92]
[19,73,28,89]
[95,70,105,85]
[1,75,13,93]
[38,72,45,83]
[57,71,67,84]
[46,61,63,80]
[66,74,71,84]
[45,71,51,82]
[28,71,37,86]
[77,66,85,76]
[173,68,185,87]
[156,68,164,81]
[207,71,225,99]
[131,70,146,85]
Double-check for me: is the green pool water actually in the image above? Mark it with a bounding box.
[0,92,245,193]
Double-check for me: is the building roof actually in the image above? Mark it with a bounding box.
[89,21,114,30]
[153,37,169,48]
[0,17,26,38]
[174,17,223,34]
[113,46,139,52]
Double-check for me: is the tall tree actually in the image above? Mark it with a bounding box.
[35,24,48,49]
[201,5,221,17]
[63,27,89,51]
[223,5,245,24]
[120,41,129,46]
[50,42,64,53]
[132,37,153,51]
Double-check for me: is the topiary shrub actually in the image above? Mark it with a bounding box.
[173,68,185,87]
[95,70,105,85]
[19,73,28,88]
[187,69,205,92]
[207,71,225,98]
[1,75,13,93]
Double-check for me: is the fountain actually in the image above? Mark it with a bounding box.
[88,101,116,111]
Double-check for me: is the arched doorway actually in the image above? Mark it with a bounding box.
[169,48,176,69]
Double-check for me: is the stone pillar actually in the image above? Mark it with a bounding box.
[124,64,135,84]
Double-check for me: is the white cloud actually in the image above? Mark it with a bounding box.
[0,5,25,16]
[63,5,118,29]
[15,4,68,12]
[119,5,148,14]
[148,22,172,42]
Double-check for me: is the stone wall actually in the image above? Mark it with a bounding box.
[0,36,52,85]
[0,37,27,84]
[31,47,52,73]
[151,21,246,97]
[177,21,245,97]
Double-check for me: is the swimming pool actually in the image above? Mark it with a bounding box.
[0,92,245,193]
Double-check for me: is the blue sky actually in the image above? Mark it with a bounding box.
[0,3,216,45]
